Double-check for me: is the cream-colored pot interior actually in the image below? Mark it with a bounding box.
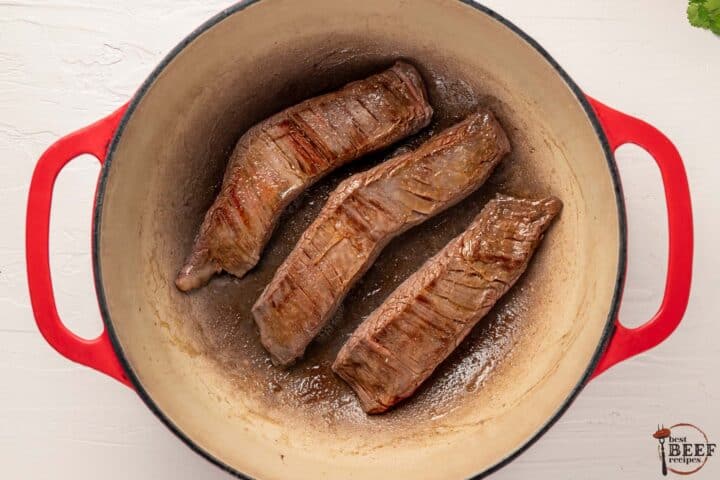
[97,0,622,478]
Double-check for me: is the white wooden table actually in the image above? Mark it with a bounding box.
[2,1,718,478]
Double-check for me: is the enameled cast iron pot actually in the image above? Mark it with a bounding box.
[26,1,693,479]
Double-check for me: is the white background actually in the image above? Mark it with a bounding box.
[1,1,718,478]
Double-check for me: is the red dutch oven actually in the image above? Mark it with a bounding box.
[26,1,693,479]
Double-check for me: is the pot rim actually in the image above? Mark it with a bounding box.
[92,1,628,478]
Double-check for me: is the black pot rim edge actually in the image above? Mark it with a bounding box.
[92,1,628,479]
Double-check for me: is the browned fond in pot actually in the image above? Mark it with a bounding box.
[175,61,432,291]
[165,62,556,432]
[252,110,510,366]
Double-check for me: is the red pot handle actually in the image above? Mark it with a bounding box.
[587,97,693,378]
[26,104,133,388]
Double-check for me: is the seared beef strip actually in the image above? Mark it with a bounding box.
[175,61,433,291]
[252,110,511,365]
[332,194,562,413]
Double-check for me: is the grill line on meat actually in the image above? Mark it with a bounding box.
[175,61,433,292]
[252,110,511,366]
[332,194,562,414]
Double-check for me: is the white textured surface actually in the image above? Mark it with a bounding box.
[2,1,719,478]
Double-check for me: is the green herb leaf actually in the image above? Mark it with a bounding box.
[688,0,720,34]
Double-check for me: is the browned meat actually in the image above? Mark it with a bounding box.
[175,61,433,291]
[252,110,511,366]
[332,195,562,413]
